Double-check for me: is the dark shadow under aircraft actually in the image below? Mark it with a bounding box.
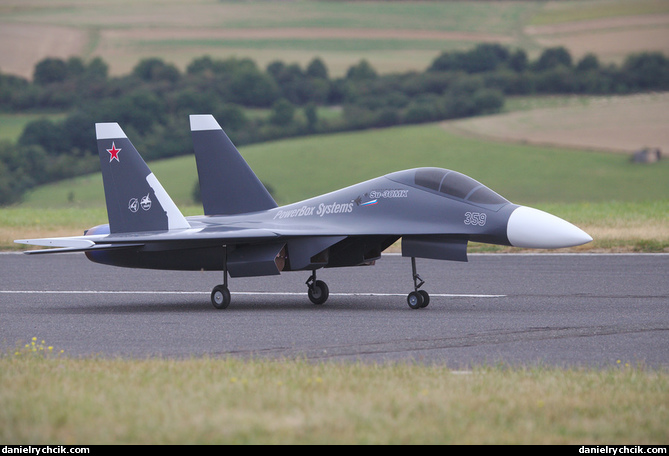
[16,115,592,309]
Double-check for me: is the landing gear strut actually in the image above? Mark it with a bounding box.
[211,248,231,309]
[407,257,429,309]
[306,270,329,305]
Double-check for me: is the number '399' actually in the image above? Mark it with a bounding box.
[464,211,487,226]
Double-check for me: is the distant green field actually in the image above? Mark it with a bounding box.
[3,0,535,35]
[529,0,669,25]
[0,0,544,77]
[142,37,461,53]
[2,0,665,79]
[0,112,66,143]
[23,123,669,208]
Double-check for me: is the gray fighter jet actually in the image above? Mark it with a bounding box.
[16,115,592,309]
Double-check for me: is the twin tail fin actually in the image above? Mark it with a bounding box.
[190,114,277,216]
[95,123,189,234]
[96,115,273,232]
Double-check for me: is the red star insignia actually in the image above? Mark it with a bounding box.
[107,142,121,163]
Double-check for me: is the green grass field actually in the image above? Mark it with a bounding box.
[20,123,669,208]
[0,112,66,142]
[2,0,667,78]
[0,0,543,77]
[1,347,667,445]
[529,0,669,25]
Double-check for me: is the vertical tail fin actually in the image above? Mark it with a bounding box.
[190,114,277,215]
[96,123,190,233]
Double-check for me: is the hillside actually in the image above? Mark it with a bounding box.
[19,119,667,209]
[446,92,669,153]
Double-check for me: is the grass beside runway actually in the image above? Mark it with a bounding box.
[1,347,667,444]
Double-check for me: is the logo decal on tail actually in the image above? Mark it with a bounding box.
[140,194,152,211]
[107,142,121,162]
[128,194,152,213]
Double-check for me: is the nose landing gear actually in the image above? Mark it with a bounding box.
[211,248,231,309]
[407,257,429,309]
[211,284,230,309]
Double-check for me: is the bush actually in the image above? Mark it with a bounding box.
[622,52,669,90]
[472,88,504,114]
[228,69,280,107]
[429,43,510,74]
[33,58,68,85]
[404,103,438,124]
[533,46,573,72]
[346,59,378,81]
[0,142,48,204]
[269,99,296,126]
[133,58,181,83]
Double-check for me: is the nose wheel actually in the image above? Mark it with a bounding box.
[211,249,231,309]
[211,284,231,309]
[407,257,429,309]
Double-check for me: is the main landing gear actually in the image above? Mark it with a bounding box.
[209,250,332,309]
[306,270,329,305]
[407,257,430,309]
[210,270,330,309]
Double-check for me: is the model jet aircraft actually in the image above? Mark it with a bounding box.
[16,114,592,309]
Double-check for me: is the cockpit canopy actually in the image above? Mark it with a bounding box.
[388,168,509,209]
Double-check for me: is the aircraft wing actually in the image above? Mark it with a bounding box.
[16,227,283,253]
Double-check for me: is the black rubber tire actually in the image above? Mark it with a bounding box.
[407,291,424,309]
[211,285,231,309]
[308,280,329,305]
[418,290,430,308]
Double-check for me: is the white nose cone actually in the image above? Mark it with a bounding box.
[507,206,592,249]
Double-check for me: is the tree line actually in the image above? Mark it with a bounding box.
[1,44,668,205]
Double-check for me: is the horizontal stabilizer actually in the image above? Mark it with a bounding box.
[14,236,142,255]
[15,237,96,249]
[21,244,144,255]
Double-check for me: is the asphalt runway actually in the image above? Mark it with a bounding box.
[1,252,667,368]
